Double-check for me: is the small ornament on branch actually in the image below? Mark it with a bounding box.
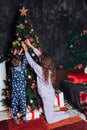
[31,83,36,89]
[28,75,32,79]
[83,29,87,35]
[29,29,34,34]
[16,23,25,29]
[28,37,34,42]
[32,53,35,57]
[12,40,21,47]
[77,64,83,70]
[16,32,19,37]
[24,20,29,24]
[30,99,33,104]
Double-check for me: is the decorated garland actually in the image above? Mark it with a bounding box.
[68,28,87,66]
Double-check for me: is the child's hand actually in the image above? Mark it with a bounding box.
[22,42,28,52]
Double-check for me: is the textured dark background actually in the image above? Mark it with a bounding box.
[0,0,87,67]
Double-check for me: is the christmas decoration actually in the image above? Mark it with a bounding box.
[19,6,28,16]
[2,6,42,112]
[26,106,41,120]
[68,28,87,67]
[54,91,64,108]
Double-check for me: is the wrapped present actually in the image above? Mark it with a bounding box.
[54,91,64,108]
[38,107,43,114]
[26,109,41,120]
[26,106,31,113]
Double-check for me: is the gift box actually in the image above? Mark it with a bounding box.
[54,91,64,108]
[26,109,41,120]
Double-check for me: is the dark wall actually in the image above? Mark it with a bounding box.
[0,0,87,66]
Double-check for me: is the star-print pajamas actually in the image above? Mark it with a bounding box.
[11,56,27,117]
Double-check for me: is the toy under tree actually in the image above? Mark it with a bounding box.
[2,7,42,113]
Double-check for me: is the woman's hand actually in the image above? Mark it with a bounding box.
[25,39,35,50]
[25,39,31,46]
[21,42,28,52]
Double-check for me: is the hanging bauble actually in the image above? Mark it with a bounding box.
[77,64,83,70]
[24,20,29,24]
[29,29,34,34]
[31,83,36,89]
[32,53,35,57]
[28,75,32,79]
[18,38,22,41]
[30,100,33,104]
[28,37,34,42]
[16,32,19,37]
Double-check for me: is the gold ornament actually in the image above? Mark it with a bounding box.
[12,40,21,46]
[19,6,28,16]
[16,23,25,29]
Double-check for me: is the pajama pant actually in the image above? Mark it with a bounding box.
[11,80,26,117]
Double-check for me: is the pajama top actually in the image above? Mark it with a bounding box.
[25,49,69,124]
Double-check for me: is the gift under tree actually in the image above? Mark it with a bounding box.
[2,7,42,117]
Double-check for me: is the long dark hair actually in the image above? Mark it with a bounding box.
[40,52,56,84]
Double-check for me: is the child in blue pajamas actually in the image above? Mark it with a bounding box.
[22,39,78,124]
[11,54,28,124]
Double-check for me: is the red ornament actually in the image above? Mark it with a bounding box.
[83,29,87,35]
[29,29,33,34]
[58,65,63,69]
[16,32,19,37]
[31,83,36,89]
[77,64,83,69]
[24,20,29,24]
[28,37,34,42]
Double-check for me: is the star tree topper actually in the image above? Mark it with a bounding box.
[19,6,28,16]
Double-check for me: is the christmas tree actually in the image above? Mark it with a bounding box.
[2,6,42,110]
